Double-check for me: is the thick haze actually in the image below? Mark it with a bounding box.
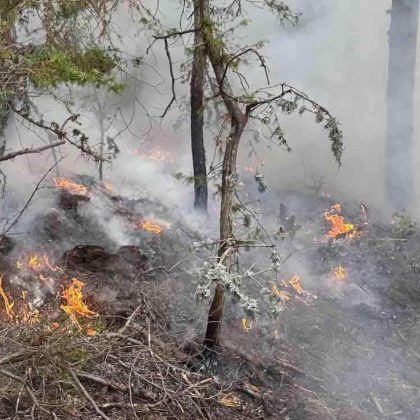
[3,0,420,222]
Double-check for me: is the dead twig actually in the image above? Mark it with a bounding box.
[2,158,63,235]
[100,402,150,411]
[140,260,182,275]
[68,368,111,420]
[0,351,31,366]
[76,371,126,391]
[0,368,50,415]
[370,393,385,416]
[118,304,142,335]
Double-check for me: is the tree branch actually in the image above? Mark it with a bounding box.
[2,158,63,235]
[0,141,65,162]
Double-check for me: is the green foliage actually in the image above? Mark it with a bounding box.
[25,45,123,91]
[173,172,196,185]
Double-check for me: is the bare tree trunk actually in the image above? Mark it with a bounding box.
[191,0,208,212]
[0,98,10,157]
[98,112,105,182]
[203,124,245,349]
[202,22,249,348]
[387,0,419,211]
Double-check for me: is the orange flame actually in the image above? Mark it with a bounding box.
[324,203,357,239]
[334,266,346,280]
[54,177,88,195]
[104,183,113,192]
[272,284,291,301]
[61,278,96,326]
[28,255,42,270]
[16,254,62,277]
[241,318,253,332]
[288,275,304,295]
[141,219,164,234]
[0,274,15,319]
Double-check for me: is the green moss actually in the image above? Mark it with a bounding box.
[68,347,92,364]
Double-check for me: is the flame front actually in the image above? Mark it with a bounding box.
[54,177,88,195]
[61,278,97,325]
[324,203,357,239]
[334,266,346,280]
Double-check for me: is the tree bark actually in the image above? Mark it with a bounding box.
[191,0,208,211]
[387,0,419,211]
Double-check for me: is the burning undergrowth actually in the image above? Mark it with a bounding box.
[0,176,244,419]
[215,187,420,420]
[0,175,342,420]
[1,173,420,419]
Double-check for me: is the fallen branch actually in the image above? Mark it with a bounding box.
[0,351,31,366]
[76,371,126,391]
[0,141,65,162]
[100,402,150,412]
[68,369,111,420]
[0,368,50,415]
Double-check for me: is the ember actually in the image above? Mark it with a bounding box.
[54,177,89,195]
[324,203,357,239]
[334,266,346,280]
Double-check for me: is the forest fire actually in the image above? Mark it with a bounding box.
[61,278,97,328]
[16,253,61,271]
[0,273,39,324]
[324,203,358,239]
[334,266,346,280]
[128,148,173,163]
[131,218,165,234]
[142,220,164,234]
[241,318,253,332]
[54,177,89,195]
[272,284,291,301]
[1,252,96,332]
[288,275,304,294]
[0,274,14,319]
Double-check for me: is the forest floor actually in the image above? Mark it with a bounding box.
[0,177,419,419]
